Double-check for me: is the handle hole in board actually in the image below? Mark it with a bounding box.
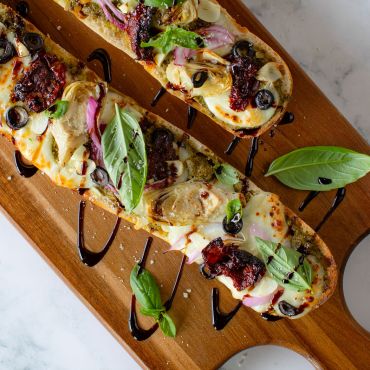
[342,234,370,332]
[219,345,317,370]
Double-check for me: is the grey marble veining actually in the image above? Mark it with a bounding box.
[0,1,369,370]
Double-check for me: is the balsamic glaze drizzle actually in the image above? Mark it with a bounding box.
[261,312,283,322]
[211,288,242,331]
[150,87,166,107]
[129,238,187,341]
[164,254,187,311]
[129,295,159,341]
[318,177,332,185]
[187,106,197,129]
[245,137,259,177]
[315,188,346,232]
[15,1,29,17]
[77,200,121,267]
[87,48,112,83]
[280,111,295,125]
[225,136,241,155]
[298,191,320,212]
[14,150,38,178]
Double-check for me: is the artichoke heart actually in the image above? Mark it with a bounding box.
[51,81,105,165]
[146,181,235,226]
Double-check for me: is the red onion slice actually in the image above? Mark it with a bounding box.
[96,0,126,31]
[243,287,281,307]
[86,96,103,164]
[198,25,235,50]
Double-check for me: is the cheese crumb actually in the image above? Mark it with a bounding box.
[7,176,12,181]
[57,25,62,31]
[183,292,189,299]
[186,288,192,293]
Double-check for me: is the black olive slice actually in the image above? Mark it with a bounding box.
[232,40,255,59]
[23,33,44,54]
[255,89,275,110]
[278,300,300,317]
[192,71,208,88]
[199,263,216,280]
[222,215,243,235]
[90,166,109,186]
[6,106,29,130]
[0,39,15,64]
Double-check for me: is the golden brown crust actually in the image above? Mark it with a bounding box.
[54,0,293,138]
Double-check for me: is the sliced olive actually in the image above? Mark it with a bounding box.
[0,39,15,64]
[222,215,243,235]
[278,301,300,317]
[232,40,255,59]
[192,71,208,88]
[199,263,216,280]
[23,33,44,54]
[90,166,109,186]
[255,89,275,110]
[5,106,29,130]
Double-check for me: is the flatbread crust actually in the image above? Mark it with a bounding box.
[0,3,335,319]
[54,0,293,138]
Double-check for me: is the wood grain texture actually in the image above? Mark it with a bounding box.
[0,1,369,369]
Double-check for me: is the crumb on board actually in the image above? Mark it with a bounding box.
[183,292,189,299]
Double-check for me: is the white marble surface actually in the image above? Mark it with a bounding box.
[0,1,369,369]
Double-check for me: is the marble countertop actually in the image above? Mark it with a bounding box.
[1,1,369,369]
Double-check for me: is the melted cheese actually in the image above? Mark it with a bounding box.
[204,84,279,129]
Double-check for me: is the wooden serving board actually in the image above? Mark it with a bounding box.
[1,1,369,368]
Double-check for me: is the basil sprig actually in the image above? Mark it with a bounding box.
[215,163,240,185]
[47,100,69,119]
[144,0,173,8]
[255,237,312,291]
[141,26,203,54]
[266,146,370,191]
[102,104,147,213]
[226,199,242,223]
[130,264,176,337]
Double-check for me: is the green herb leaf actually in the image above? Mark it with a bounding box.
[47,100,69,119]
[159,313,176,337]
[226,199,242,223]
[255,237,312,291]
[130,264,164,311]
[265,146,370,191]
[102,104,147,213]
[140,307,165,320]
[144,0,173,8]
[215,163,240,185]
[141,26,202,55]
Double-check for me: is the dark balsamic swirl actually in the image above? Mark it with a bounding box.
[211,288,242,331]
[14,150,38,178]
[77,201,121,267]
[87,48,112,83]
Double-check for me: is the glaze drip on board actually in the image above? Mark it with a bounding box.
[77,200,121,267]
[211,288,242,331]
[14,150,38,178]
[87,48,112,83]
[129,238,187,341]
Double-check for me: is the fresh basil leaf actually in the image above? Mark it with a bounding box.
[255,237,312,291]
[265,146,370,191]
[215,163,240,185]
[102,104,147,213]
[226,199,242,223]
[47,100,69,119]
[140,307,165,320]
[141,26,202,55]
[159,312,176,337]
[130,264,164,310]
[144,0,173,8]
